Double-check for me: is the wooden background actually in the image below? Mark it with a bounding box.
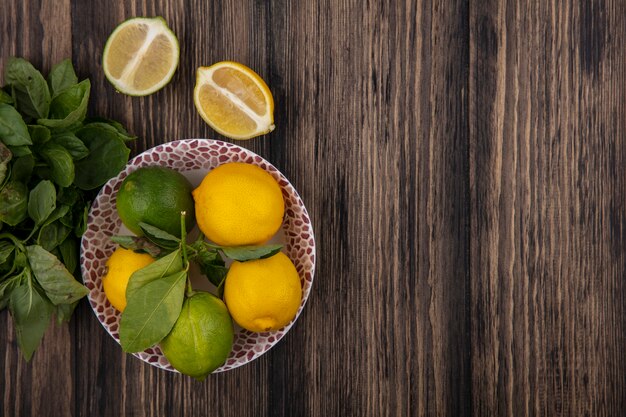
[1,0,625,415]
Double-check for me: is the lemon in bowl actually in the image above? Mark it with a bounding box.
[224,252,302,332]
[192,162,284,246]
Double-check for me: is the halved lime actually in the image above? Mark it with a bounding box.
[103,17,179,96]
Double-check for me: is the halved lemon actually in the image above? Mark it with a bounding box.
[102,17,179,96]
[194,62,275,140]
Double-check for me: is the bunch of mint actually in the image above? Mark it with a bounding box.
[0,57,135,360]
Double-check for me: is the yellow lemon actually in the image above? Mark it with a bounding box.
[192,162,284,246]
[193,61,274,140]
[224,252,302,332]
[102,247,155,312]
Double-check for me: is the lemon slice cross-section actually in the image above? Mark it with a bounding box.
[194,61,275,140]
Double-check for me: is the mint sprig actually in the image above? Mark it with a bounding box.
[0,57,136,361]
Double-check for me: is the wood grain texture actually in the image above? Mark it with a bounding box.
[469,0,626,416]
[1,0,624,416]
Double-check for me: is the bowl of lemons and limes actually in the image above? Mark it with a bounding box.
[80,139,315,376]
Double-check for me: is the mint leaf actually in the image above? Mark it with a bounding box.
[37,220,71,252]
[74,126,129,190]
[0,181,28,226]
[10,154,34,183]
[7,145,31,157]
[0,274,21,310]
[50,133,89,160]
[26,245,88,305]
[58,237,78,275]
[9,276,54,361]
[55,300,78,324]
[83,118,137,141]
[28,180,56,226]
[0,141,11,186]
[0,239,15,265]
[0,89,13,104]
[39,143,74,187]
[27,124,51,145]
[0,103,31,146]
[4,57,51,119]
[38,79,90,129]
[47,59,78,96]
[73,203,89,237]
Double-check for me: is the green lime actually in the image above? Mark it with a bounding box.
[116,166,195,237]
[102,17,179,96]
[160,292,234,380]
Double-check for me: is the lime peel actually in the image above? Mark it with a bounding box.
[102,16,179,96]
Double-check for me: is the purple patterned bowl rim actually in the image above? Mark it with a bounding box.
[80,138,316,374]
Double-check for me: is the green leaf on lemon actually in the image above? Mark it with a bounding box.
[110,235,163,258]
[188,241,228,287]
[125,249,183,298]
[120,270,186,353]
[138,222,180,250]
[219,244,283,262]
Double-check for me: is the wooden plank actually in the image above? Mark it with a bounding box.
[68,0,472,415]
[68,1,272,416]
[264,0,472,414]
[0,0,72,74]
[0,1,74,417]
[2,0,625,415]
[469,0,626,415]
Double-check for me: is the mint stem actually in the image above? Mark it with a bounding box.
[0,232,26,252]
